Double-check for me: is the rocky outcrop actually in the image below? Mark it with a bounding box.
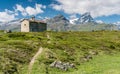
[46,14,70,31]
[50,61,75,71]
[74,12,95,25]
[4,29,12,33]
[80,51,98,62]
[80,54,93,62]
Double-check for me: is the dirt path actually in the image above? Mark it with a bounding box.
[47,33,51,44]
[28,47,43,74]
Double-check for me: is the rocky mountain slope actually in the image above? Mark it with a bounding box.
[46,14,70,31]
[0,19,21,31]
[0,13,119,31]
[73,12,95,25]
[46,13,118,31]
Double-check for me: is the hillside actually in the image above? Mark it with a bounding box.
[0,31,120,74]
[71,23,118,31]
[0,19,21,31]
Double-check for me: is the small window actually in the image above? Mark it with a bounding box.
[24,24,26,26]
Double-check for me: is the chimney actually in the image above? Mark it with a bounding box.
[31,16,35,21]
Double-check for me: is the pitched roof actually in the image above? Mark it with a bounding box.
[21,19,46,24]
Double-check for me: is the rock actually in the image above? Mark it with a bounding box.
[4,29,12,33]
[50,61,57,67]
[81,57,88,62]
[80,54,92,62]
[50,61,75,71]
[89,51,98,55]
[85,55,92,60]
[70,63,75,68]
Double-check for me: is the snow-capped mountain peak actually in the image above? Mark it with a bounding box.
[69,18,79,24]
[74,12,95,25]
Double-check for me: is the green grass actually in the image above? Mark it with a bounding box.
[72,53,120,74]
[27,52,120,74]
[71,23,117,31]
[0,31,120,74]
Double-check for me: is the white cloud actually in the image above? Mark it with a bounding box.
[0,3,46,22]
[15,4,46,16]
[26,4,46,15]
[0,9,16,22]
[5,9,14,14]
[16,4,27,16]
[96,20,104,24]
[114,21,120,25]
[51,0,120,18]
[37,16,43,19]
[69,14,77,19]
[51,4,63,10]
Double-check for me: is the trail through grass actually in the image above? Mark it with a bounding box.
[28,47,43,74]
[28,52,120,74]
[1,31,120,74]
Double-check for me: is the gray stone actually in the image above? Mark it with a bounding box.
[4,29,12,33]
[50,61,75,71]
[89,51,98,55]
[80,54,93,62]
[50,61,57,67]
[85,55,92,60]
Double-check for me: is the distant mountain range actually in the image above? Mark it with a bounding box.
[0,12,119,31]
[0,19,21,31]
[46,13,118,31]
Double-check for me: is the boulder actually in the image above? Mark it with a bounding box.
[80,54,92,62]
[50,61,75,71]
[89,51,98,55]
[4,29,12,33]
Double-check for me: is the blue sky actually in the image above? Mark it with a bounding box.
[0,0,120,24]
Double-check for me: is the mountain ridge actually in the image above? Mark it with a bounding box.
[0,13,119,31]
[73,12,95,25]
